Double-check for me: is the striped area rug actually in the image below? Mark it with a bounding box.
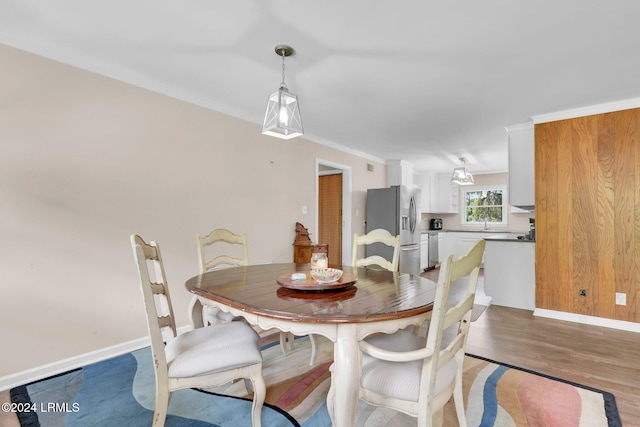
[209,332,334,425]
[444,355,621,427]
[11,332,621,426]
[219,332,621,427]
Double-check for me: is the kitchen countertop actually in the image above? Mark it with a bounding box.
[420,230,534,242]
[421,229,526,234]
[484,233,535,243]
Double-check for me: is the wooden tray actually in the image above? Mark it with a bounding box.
[276,286,357,302]
[276,271,358,291]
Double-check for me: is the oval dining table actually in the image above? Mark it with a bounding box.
[185,263,438,427]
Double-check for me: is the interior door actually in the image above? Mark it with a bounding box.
[319,173,343,266]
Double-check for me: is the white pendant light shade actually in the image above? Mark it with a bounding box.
[451,157,474,185]
[262,44,303,140]
[262,86,303,139]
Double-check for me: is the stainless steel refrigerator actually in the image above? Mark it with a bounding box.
[365,185,421,275]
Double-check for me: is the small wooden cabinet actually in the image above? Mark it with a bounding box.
[293,242,329,264]
[292,222,328,264]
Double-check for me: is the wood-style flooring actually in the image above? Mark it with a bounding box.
[2,269,638,427]
[423,267,640,427]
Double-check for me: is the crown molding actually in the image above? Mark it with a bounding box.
[532,97,640,124]
[505,122,534,133]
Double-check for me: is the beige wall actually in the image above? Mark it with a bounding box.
[0,44,386,376]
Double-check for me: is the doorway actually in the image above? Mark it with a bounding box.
[318,173,342,266]
[316,159,352,266]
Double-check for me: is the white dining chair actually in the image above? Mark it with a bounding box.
[355,239,485,427]
[352,228,401,272]
[189,228,250,327]
[131,234,265,427]
[188,228,317,364]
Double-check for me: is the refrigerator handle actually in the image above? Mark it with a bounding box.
[409,194,417,233]
[401,244,419,250]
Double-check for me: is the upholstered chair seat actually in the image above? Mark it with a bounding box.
[131,234,265,427]
[165,321,262,378]
[355,239,486,427]
[360,331,458,402]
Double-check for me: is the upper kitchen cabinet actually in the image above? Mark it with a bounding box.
[387,159,415,187]
[418,173,434,212]
[419,172,459,214]
[506,122,535,210]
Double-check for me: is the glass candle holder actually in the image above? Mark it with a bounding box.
[310,252,328,269]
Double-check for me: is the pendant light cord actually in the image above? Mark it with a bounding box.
[280,52,287,89]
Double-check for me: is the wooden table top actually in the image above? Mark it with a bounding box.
[185,263,438,323]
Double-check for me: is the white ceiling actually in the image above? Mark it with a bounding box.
[3,1,640,174]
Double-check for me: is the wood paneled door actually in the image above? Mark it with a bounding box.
[319,173,342,266]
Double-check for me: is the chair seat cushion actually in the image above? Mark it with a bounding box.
[165,321,262,378]
[361,330,458,402]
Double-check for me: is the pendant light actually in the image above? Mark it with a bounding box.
[262,44,303,139]
[451,157,474,185]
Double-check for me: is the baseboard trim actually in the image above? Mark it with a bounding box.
[534,308,640,333]
[0,326,190,391]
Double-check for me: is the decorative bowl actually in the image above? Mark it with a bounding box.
[309,268,343,284]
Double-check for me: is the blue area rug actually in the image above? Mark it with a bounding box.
[12,336,316,427]
[9,334,621,427]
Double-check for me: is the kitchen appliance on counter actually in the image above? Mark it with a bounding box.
[365,185,421,275]
[430,218,443,230]
[517,218,536,241]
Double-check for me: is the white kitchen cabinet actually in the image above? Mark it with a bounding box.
[439,232,498,266]
[459,234,482,257]
[418,173,433,212]
[484,239,535,310]
[419,172,459,214]
[506,122,535,209]
[387,159,414,187]
[435,174,459,213]
[439,232,457,262]
[420,233,429,272]
[458,233,490,266]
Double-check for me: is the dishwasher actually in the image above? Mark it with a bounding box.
[427,231,439,269]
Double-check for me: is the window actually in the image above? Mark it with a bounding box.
[461,185,507,226]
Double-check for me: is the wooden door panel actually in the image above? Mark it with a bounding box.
[319,174,342,266]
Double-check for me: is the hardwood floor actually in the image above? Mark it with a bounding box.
[468,305,640,426]
[2,269,637,426]
[423,267,640,427]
